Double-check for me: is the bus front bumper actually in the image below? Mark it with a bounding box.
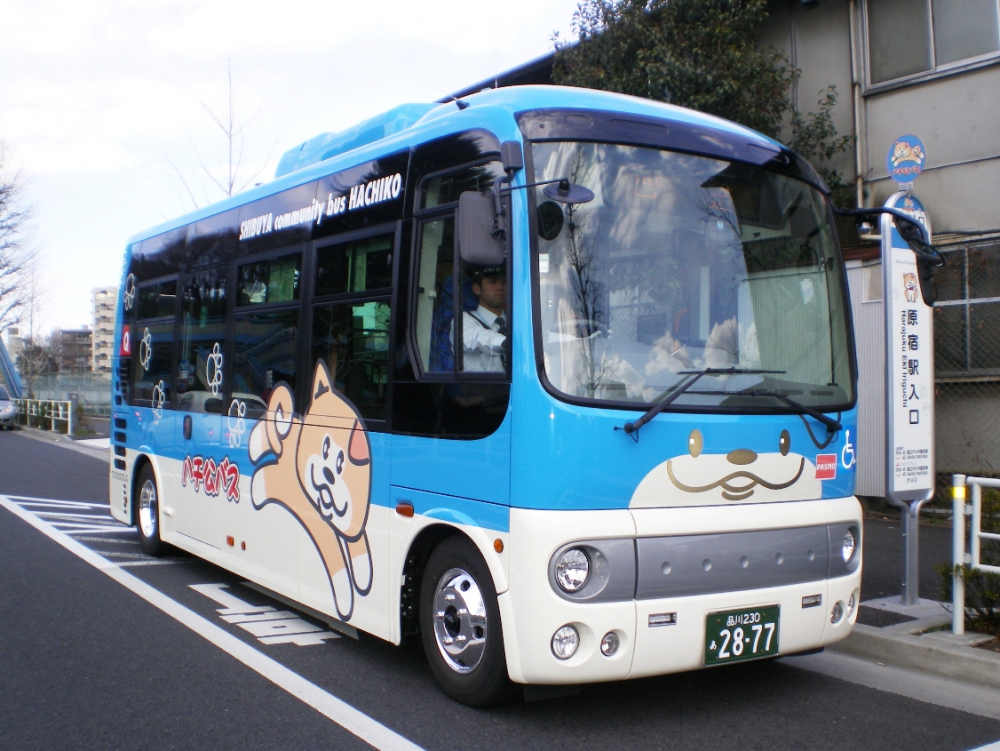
[500,498,862,685]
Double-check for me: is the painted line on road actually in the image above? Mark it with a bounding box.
[9,496,109,509]
[0,495,425,751]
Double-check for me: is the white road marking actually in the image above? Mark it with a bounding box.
[64,527,139,536]
[968,742,1000,751]
[191,583,340,647]
[0,495,425,751]
[9,496,109,509]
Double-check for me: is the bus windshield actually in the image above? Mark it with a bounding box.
[532,141,853,411]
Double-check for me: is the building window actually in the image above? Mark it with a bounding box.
[867,0,1000,85]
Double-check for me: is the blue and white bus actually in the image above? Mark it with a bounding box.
[110,85,862,706]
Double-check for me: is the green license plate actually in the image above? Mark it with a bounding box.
[704,605,780,666]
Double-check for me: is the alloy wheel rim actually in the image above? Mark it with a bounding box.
[138,479,157,539]
[431,567,488,674]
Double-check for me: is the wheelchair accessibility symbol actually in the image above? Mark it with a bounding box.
[841,430,856,470]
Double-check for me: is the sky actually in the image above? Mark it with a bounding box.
[0,0,581,337]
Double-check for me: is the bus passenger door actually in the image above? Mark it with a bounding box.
[173,267,228,553]
[305,239,394,635]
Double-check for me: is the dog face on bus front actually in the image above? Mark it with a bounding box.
[629,427,822,508]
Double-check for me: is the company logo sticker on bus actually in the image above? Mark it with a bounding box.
[815,454,838,480]
[120,325,131,356]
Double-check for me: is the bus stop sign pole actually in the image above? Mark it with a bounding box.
[881,189,935,606]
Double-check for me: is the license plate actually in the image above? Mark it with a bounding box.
[704,605,780,666]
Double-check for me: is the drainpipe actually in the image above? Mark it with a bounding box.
[849,0,866,209]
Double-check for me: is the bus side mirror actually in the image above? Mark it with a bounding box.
[893,216,943,307]
[458,191,505,266]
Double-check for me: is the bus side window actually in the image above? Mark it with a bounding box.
[232,252,302,409]
[311,300,390,422]
[132,278,177,410]
[176,265,227,414]
[414,216,457,374]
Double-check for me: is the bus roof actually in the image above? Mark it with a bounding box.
[127,85,786,246]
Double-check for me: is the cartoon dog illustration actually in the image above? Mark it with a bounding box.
[903,273,918,303]
[630,428,822,508]
[248,360,373,621]
[891,139,922,167]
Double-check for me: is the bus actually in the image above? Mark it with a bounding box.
[110,85,862,706]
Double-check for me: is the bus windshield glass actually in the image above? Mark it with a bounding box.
[532,141,853,411]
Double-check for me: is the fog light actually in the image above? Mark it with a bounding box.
[551,625,580,660]
[831,601,844,624]
[847,592,856,618]
[600,632,620,656]
[842,528,857,563]
[555,548,590,593]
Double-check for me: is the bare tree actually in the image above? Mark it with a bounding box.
[169,58,275,209]
[0,142,34,334]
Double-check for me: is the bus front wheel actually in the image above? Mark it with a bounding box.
[419,536,513,706]
[136,464,166,557]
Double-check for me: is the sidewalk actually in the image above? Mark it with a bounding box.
[828,512,1000,692]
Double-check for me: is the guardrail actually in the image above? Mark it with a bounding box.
[951,474,1000,635]
[12,399,75,434]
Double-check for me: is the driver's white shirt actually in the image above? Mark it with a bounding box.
[454,305,506,373]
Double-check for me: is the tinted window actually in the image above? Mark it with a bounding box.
[177,266,227,412]
[231,309,299,404]
[237,254,301,305]
[133,321,174,409]
[420,161,504,209]
[312,301,390,421]
[138,280,178,320]
[316,233,393,297]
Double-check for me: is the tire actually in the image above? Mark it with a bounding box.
[135,464,166,556]
[419,536,514,707]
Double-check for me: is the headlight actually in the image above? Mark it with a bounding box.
[554,548,590,592]
[841,528,858,563]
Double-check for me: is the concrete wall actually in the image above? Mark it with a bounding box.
[762,0,1000,237]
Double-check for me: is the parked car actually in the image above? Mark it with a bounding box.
[0,385,15,429]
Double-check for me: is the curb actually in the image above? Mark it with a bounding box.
[829,616,1000,690]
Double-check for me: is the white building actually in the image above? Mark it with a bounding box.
[92,287,118,373]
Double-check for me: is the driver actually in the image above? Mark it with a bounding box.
[460,265,507,373]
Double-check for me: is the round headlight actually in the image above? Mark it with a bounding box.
[551,625,580,660]
[841,528,858,563]
[555,548,590,592]
[831,601,845,624]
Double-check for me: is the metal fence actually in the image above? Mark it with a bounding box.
[19,372,112,420]
[932,238,1000,509]
[12,399,75,433]
[950,474,1000,634]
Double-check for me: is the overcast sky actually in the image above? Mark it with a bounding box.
[0,0,580,337]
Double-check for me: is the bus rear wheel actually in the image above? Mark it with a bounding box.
[136,464,166,557]
[419,536,513,706]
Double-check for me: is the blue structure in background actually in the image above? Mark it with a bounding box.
[0,337,22,397]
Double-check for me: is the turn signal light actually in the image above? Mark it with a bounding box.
[395,502,414,517]
[226,535,234,547]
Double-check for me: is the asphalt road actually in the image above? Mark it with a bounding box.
[1,427,998,751]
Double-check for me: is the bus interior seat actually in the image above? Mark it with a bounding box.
[429,275,478,372]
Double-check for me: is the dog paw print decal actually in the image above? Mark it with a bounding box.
[151,380,166,422]
[630,428,822,508]
[139,328,153,371]
[123,274,136,312]
[207,343,224,397]
[227,398,246,449]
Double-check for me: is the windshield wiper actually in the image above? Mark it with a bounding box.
[734,389,843,433]
[619,367,786,437]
